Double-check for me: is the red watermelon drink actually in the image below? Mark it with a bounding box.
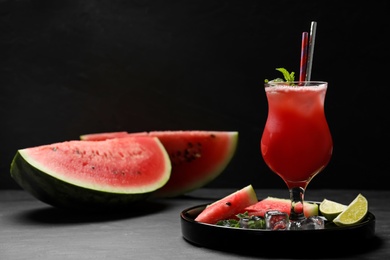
[261,81,333,229]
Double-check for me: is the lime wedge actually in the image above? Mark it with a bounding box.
[333,194,368,227]
[319,199,347,221]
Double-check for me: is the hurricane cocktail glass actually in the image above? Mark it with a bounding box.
[261,81,333,229]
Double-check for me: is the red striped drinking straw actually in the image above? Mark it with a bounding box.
[299,31,309,82]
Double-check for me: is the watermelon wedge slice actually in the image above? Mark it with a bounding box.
[80,130,239,198]
[244,197,319,218]
[10,136,171,211]
[194,185,258,224]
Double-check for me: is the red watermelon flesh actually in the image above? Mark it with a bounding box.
[244,197,318,218]
[10,136,172,210]
[80,130,239,198]
[80,131,148,141]
[20,136,171,192]
[78,131,130,141]
[195,185,258,224]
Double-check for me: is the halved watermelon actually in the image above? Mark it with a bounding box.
[80,130,239,198]
[244,197,319,218]
[194,185,258,224]
[10,136,171,211]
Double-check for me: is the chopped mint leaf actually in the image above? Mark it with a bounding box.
[217,219,240,228]
[216,212,266,229]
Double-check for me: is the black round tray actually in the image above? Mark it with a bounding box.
[180,202,377,257]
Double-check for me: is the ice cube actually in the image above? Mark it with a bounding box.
[265,210,290,230]
[299,216,326,230]
[239,217,250,228]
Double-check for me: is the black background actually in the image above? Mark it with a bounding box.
[1,0,389,190]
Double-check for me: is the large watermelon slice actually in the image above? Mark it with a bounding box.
[194,185,258,224]
[10,136,171,211]
[80,130,239,198]
[244,197,319,218]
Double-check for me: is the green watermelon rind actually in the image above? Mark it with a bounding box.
[11,151,152,211]
[10,137,172,211]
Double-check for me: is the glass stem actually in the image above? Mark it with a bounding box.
[289,187,305,222]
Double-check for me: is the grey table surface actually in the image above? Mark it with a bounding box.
[0,188,389,260]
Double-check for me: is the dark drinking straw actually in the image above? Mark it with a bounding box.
[305,21,317,81]
[299,32,309,82]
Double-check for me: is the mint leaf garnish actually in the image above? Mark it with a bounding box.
[265,68,295,83]
[276,68,295,82]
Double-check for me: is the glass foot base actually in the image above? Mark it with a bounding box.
[289,216,326,230]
